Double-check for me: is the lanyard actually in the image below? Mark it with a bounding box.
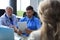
[5,14,13,25]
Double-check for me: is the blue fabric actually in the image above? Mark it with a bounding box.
[0,13,18,28]
[9,18,13,25]
[5,14,13,25]
[19,16,41,36]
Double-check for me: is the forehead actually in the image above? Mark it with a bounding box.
[6,7,13,11]
[6,8,12,10]
[26,10,33,12]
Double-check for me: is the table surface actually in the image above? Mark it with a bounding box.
[14,33,28,40]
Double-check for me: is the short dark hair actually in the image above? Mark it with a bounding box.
[26,6,34,11]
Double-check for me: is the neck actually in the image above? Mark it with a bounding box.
[28,15,33,19]
[6,13,12,18]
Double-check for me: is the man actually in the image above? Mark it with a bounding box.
[19,6,41,36]
[0,6,21,34]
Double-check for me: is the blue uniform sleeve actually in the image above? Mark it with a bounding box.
[35,19,41,29]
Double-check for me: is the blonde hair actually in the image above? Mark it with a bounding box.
[38,0,60,40]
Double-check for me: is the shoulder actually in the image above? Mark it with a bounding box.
[33,16,40,23]
[12,14,16,17]
[20,17,26,20]
[20,17,26,22]
[28,30,41,40]
[12,14,17,19]
[30,30,41,37]
[33,16,39,21]
[0,14,6,20]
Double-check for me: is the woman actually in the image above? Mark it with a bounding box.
[28,0,60,40]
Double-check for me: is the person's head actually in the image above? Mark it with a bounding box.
[38,0,60,40]
[5,6,13,16]
[39,0,60,24]
[26,6,34,18]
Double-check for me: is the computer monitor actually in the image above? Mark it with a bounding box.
[0,27,14,40]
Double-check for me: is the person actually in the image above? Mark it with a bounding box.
[23,11,39,18]
[0,6,22,34]
[19,6,41,36]
[28,0,60,40]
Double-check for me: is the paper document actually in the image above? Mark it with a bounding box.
[18,22,27,32]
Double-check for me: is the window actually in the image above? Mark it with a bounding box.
[17,0,30,17]
[0,0,9,9]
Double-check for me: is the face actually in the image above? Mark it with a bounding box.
[26,10,33,18]
[6,8,13,16]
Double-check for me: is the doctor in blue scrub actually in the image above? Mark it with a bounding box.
[19,6,41,36]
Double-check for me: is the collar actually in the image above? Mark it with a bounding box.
[5,13,13,18]
[26,16,34,21]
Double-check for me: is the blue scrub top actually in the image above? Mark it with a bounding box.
[20,16,41,30]
[19,16,41,36]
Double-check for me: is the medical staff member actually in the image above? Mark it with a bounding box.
[0,6,22,34]
[19,6,41,36]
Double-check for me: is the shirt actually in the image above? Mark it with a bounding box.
[19,16,41,36]
[0,13,18,28]
[28,30,41,40]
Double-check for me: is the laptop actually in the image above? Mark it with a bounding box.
[18,22,27,32]
[0,26,14,40]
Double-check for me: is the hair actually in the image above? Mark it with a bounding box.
[26,6,34,11]
[38,0,60,40]
[5,6,13,11]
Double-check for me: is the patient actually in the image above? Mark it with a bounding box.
[28,0,60,40]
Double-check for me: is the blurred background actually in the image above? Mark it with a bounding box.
[0,0,42,17]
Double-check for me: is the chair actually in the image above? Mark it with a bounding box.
[23,11,39,18]
[0,9,5,17]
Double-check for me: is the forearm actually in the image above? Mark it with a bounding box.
[28,32,35,40]
[25,29,33,34]
[13,27,22,35]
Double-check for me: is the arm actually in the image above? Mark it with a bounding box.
[25,18,41,34]
[12,25,22,35]
[0,17,5,25]
[35,19,41,29]
[28,31,36,40]
[25,29,33,34]
[28,30,41,40]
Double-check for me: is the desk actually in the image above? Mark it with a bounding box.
[0,26,28,40]
[14,33,28,40]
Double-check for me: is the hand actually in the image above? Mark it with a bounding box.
[9,25,22,35]
[10,25,18,33]
[25,29,32,34]
[12,26,18,33]
[17,30,22,35]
